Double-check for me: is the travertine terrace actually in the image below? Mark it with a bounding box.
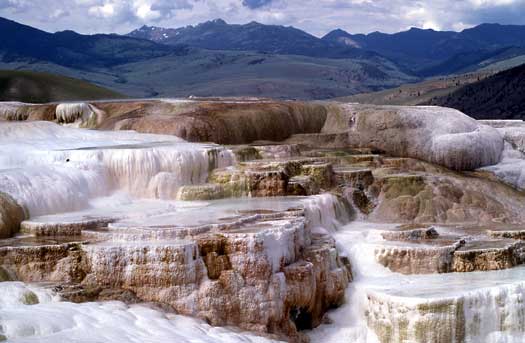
[2,98,525,342]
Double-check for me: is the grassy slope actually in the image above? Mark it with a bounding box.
[0,70,124,103]
[333,71,494,106]
[334,54,525,106]
[477,55,525,72]
[425,63,525,119]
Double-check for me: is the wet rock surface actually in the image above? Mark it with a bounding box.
[0,192,26,239]
[0,198,351,340]
[4,100,525,342]
[372,220,525,275]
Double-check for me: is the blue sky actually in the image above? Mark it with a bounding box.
[1,0,524,36]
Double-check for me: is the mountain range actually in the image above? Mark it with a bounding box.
[127,19,375,59]
[1,16,525,101]
[0,17,186,68]
[323,24,525,72]
[129,20,525,75]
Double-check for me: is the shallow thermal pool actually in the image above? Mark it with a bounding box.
[22,194,310,231]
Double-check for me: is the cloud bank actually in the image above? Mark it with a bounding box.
[0,0,524,36]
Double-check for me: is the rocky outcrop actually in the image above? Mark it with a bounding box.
[479,125,525,191]
[5,100,525,342]
[209,157,338,198]
[375,238,525,274]
[0,102,55,121]
[2,100,327,145]
[381,226,439,241]
[0,200,351,340]
[0,102,30,121]
[367,279,525,343]
[375,242,461,274]
[1,100,507,173]
[0,192,26,239]
[367,170,525,224]
[95,100,328,145]
[0,241,87,283]
[497,126,525,154]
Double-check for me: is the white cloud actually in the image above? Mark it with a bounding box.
[0,0,29,10]
[88,3,116,18]
[0,0,524,36]
[469,0,518,7]
[50,8,69,19]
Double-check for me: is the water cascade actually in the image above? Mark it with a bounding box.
[3,103,525,343]
[309,221,525,343]
[0,121,233,216]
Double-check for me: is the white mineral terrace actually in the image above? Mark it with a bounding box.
[309,222,525,343]
[0,121,233,216]
[2,120,525,342]
[6,219,525,342]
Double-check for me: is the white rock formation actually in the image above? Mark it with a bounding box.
[479,123,525,191]
[339,105,504,170]
[0,102,29,121]
[55,102,100,127]
[0,121,233,216]
[481,143,525,191]
[310,221,525,343]
[496,125,525,154]
[479,119,525,129]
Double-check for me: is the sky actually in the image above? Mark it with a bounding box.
[0,0,524,37]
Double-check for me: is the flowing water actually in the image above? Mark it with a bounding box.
[0,282,277,343]
[309,222,525,343]
[0,121,233,216]
[2,121,525,342]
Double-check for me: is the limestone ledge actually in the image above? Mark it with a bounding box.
[0,201,351,341]
[366,282,525,343]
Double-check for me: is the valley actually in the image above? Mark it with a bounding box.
[1,17,525,101]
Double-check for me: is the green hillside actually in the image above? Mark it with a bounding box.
[0,70,124,103]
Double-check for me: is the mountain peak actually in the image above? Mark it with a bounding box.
[407,27,425,32]
[322,29,352,41]
[205,18,227,25]
[324,28,351,37]
[127,24,174,41]
[322,29,362,48]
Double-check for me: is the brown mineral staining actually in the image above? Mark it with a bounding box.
[4,99,525,342]
[0,192,26,239]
